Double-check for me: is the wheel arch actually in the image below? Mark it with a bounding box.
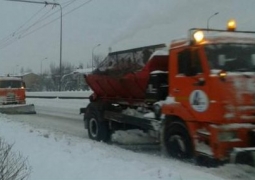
[84,102,101,129]
[84,101,113,129]
[161,115,195,158]
[85,101,112,142]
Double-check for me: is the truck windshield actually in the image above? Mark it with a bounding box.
[0,80,23,88]
[205,43,255,72]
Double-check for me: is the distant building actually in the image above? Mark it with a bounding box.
[17,69,91,92]
[21,73,40,91]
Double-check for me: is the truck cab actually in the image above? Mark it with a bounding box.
[162,26,255,164]
[0,76,26,105]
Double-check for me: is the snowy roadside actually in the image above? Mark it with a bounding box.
[0,115,254,180]
[0,115,221,180]
[0,98,255,180]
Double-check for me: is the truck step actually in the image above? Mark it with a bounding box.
[197,129,211,137]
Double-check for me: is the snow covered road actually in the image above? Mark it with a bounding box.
[1,98,255,180]
[8,98,86,138]
[9,98,160,152]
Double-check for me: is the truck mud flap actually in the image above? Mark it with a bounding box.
[0,104,36,114]
[230,147,255,167]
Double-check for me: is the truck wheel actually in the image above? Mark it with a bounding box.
[88,113,111,142]
[163,122,193,159]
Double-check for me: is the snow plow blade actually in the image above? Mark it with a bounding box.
[0,104,36,114]
[230,147,255,167]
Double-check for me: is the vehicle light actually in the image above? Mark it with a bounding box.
[227,19,236,31]
[218,70,227,80]
[218,131,238,142]
[193,31,204,43]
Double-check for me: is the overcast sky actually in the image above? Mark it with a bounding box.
[0,0,254,75]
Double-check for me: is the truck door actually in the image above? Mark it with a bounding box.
[171,47,210,121]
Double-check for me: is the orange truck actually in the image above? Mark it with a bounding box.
[0,76,26,104]
[0,76,36,114]
[81,20,255,166]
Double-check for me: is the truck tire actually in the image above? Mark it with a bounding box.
[87,109,111,142]
[162,121,193,160]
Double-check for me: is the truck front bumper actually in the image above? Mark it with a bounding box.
[230,147,255,166]
[209,124,255,166]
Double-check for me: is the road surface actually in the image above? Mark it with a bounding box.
[7,98,159,152]
[4,98,255,180]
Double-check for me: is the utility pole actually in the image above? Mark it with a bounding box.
[40,57,47,75]
[7,0,63,91]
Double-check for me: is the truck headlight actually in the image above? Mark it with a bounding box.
[193,31,204,43]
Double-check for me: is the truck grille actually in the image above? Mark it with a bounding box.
[0,94,20,104]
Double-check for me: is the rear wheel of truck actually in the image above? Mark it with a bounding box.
[163,121,193,160]
[88,113,111,142]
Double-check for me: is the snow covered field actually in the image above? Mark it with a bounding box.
[26,91,92,98]
[0,98,255,180]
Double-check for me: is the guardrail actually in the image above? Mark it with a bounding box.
[26,91,92,99]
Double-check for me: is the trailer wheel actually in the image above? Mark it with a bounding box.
[163,122,193,159]
[88,113,111,142]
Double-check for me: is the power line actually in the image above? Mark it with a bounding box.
[0,0,77,45]
[0,0,83,49]
[0,6,53,46]
[13,8,53,37]
[61,0,92,17]
[0,7,53,48]
[61,0,77,6]
[0,6,45,45]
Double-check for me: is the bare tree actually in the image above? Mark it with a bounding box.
[25,68,33,73]
[93,54,104,67]
[20,67,24,75]
[49,62,76,90]
[78,62,83,69]
[0,138,31,180]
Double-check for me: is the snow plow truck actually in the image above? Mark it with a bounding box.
[80,20,255,166]
[0,76,36,114]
